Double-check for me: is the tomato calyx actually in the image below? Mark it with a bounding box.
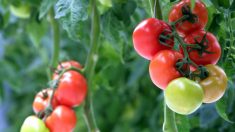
[181,5,198,24]
[159,30,174,48]
[188,32,214,56]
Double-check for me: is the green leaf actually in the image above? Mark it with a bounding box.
[230,0,235,12]
[39,0,58,19]
[175,114,190,132]
[55,0,89,40]
[0,13,4,29]
[26,21,47,47]
[215,81,234,123]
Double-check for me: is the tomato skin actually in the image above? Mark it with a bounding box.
[195,64,227,103]
[54,71,87,107]
[33,88,58,114]
[133,18,173,60]
[45,106,76,132]
[168,0,208,37]
[149,50,183,89]
[20,116,49,132]
[184,30,221,65]
[165,77,203,115]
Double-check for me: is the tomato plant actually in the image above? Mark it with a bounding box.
[32,88,58,114]
[168,0,208,37]
[184,30,221,65]
[165,77,203,115]
[20,116,49,132]
[195,64,228,103]
[45,105,77,132]
[149,50,183,89]
[54,71,87,107]
[133,18,173,60]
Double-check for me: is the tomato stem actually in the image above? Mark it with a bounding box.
[82,0,100,131]
[149,0,162,19]
[163,100,178,132]
[48,9,60,79]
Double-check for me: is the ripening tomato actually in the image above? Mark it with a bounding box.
[149,50,183,89]
[165,77,203,115]
[184,30,221,65]
[32,88,58,114]
[45,106,76,132]
[20,116,49,132]
[133,18,174,60]
[195,64,227,103]
[168,0,208,37]
[54,71,87,107]
[10,4,31,19]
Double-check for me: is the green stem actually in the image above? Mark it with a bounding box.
[163,100,178,132]
[83,0,100,131]
[149,0,162,19]
[48,9,60,78]
[226,12,234,58]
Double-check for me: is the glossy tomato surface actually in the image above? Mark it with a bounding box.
[196,64,227,103]
[45,105,76,132]
[165,77,203,115]
[20,116,49,132]
[133,18,174,60]
[184,30,221,65]
[149,50,183,89]
[169,0,208,36]
[33,88,58,114]
[54,71,87,107]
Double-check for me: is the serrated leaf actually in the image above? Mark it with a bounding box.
[39,0,58,19]
[175,114,190,132]
[55,0,88,41]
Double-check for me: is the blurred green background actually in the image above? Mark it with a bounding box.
[0,0,235,131]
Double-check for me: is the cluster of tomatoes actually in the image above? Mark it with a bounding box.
[21,61,87,132]
[133,0,227,115]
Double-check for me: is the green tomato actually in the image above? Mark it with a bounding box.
[20,116,49,132]
[165,77,203,115]
[10,4,31,19]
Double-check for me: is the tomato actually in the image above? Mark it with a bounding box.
[168,0,208,37]
[20,116,49,132]
[133,18,174,60]
[195,64,227,103]
[45,105,76,132]
[184,30,221,65]
[54,71,87,107]
[165,77,203,115]
[53,60,82,79]
[33,88,58,114]
[10,4,31,19]
[149,50,183,89]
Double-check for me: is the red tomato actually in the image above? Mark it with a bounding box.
[169,0,208,37]
[184,30,221,65]
[32,88,58,114]
[149,50,183,89]
[45,105,76,132]
[54,60,82,79]
[133,18,174,60]
[54,71,87,107]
